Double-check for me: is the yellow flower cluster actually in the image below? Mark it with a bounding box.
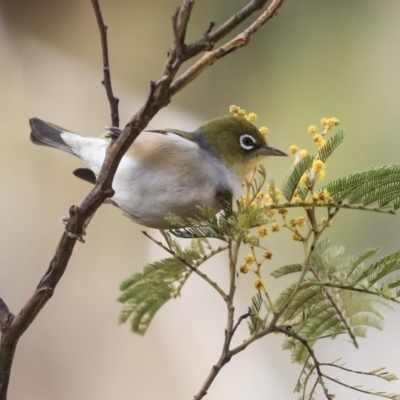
[298,149,309,159]
[289,145,298,154]
[320,217,333,227]
[239,264,249,274]
[266,185,281,204]
[263,251,272,259]
[293,194,303,203]
[290,116,340,168]
[299,160,326,189]
[291,148,309,164]
[292,232,303,241]
[247,112,258,122]
[229,105,268,135]
[229,105,247,118]
[307,125,317,134]
[313,134,327,149]
[239,248,272,277]
[242,185,281,216]
[312,159,326,180]
[300,173,312,187]
[289,216,306,228]
[254,278,266,290]
[240,252,257,274]
[258,227,268,238]
[313,189,330,205]
[271,222,280,232]
[278,208,288,216]
[244,253,255,265]
[321,117,340,129]
[229,105,257,121]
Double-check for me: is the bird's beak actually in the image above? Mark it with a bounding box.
[258,146,288,157]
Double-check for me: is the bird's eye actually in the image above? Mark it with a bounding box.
[239,134,256,151]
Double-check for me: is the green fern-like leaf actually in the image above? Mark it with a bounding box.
[276,242,397,363]
[280,130,345,203]
[318,130,345,162]
[347,249,400,288]
[169,225,223,240]
[271,263,303,278]
[281,154,314,201]
[254,164,268,196]
[285,290,389,363]
[325,164,400,211]
[340,247,380,280]
[248,292,268,334]
[118,248,201,334]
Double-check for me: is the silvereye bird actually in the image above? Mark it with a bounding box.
[29,116,287,229]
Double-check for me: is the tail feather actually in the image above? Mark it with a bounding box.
[29,117,76,156]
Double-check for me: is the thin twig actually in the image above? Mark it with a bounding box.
[322,374,397,399]
[266,202,397,215]
[301,281,400,304]
[171,0,285,95]
[91,0,120,127]
[275,326,333,399]
[184,0,269,59]
[142,231,228,301]
[320,363,394,380]
[193,237,248,400]
[231,308,252,335]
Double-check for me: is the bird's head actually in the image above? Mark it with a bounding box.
[196,116,287,180]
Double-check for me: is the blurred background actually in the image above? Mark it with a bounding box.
[1,0,400,399]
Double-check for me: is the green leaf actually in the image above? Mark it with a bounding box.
[325,164,400,211]
[277,243,397,364]
[275,283,321,322]
[342,247,380,280]
[281,154,314,201]
[357,250,400,286]
[248,292,268,334]
[318,130,345,163]
[271,263,303,278]
[310,236,330,260]
[118,248,201,335]
[285,290,388,363]
[280,129,345,203]
[169,225,223,240]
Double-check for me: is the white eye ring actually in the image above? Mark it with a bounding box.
[239,134,256,150]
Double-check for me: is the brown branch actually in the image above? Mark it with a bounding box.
[184,0,269,59]
[0,299,13,334]
[172,0,285,94]
[91,0,120,127]
[193,241,240,400]
[0,1,287,399]
[274,326,334,400]
[0,336,17,399]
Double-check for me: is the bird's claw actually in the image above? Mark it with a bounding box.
[61,216,86,243]
[105,125,122,140]
[65,228,86,243]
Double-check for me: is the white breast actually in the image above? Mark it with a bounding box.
[111,132,240,228]
[63,130,240,228]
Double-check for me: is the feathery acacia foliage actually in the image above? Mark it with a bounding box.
[118,117,400,399]
[118,249,191,335]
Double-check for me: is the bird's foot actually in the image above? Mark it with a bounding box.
[60,215,86,243]
[65,229,86,243]
[105,126,122,140]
